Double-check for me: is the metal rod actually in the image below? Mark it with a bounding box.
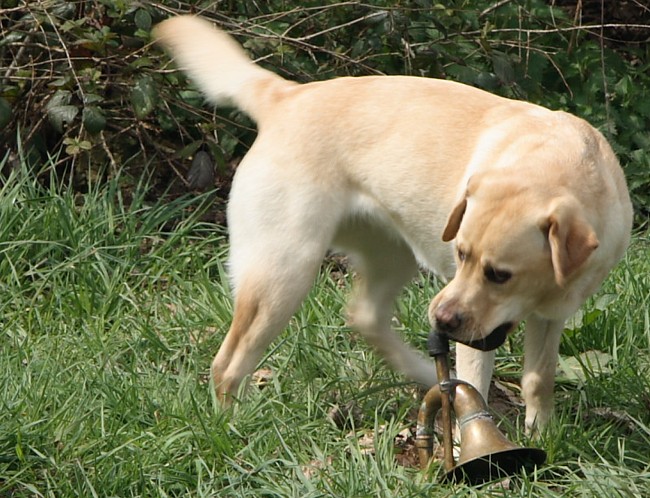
[434,344,455,472]
[415,385,439,470]
[426,332,455,472]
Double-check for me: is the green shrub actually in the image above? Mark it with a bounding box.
[1,1,648,220]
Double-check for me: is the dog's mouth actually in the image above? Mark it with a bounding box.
[452,322,515,351]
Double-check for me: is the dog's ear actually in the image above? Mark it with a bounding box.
[543,199,599,286]
[443,174,482,242]
[442,197,467,242]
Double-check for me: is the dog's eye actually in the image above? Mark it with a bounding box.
[457,249,466,262]
[484,266,512,284]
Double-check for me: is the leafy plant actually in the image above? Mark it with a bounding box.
[1,1,648,218]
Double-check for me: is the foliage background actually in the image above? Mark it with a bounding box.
[1,0,649,221]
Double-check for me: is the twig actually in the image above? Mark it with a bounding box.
[283,11,386,42]
[479,0,517,18]
[99,131,118,173]
[599,0,611,129]
[1,23,39,86]
[38,3,86,103]
[464,23,650,36]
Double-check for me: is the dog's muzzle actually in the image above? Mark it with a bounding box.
[440,322,514,351]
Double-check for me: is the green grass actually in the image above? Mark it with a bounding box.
[1,156,649,497]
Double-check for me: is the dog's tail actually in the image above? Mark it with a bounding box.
[153,15,292,122]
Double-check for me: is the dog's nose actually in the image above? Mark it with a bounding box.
[434,304,462,334]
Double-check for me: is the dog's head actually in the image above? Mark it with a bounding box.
[429,171,599,351]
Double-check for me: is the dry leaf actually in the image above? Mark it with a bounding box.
[252,368,273,387]
[327,401,362,430]
[589,407,636,433]
[301,457,333,479]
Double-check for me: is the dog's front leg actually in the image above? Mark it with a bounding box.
[455,343,496,402]
[522,316,564,434]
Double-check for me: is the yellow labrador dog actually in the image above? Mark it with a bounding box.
[155,16,633,432]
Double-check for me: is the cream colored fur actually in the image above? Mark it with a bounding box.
[154,15,633,432]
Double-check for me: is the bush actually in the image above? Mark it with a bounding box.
[1,1,648,220]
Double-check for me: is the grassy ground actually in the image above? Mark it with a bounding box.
[1,159,649,497]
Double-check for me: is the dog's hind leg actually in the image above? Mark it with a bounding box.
[340,223,438,387]
[212,158,340,404]
[211,265,321,404]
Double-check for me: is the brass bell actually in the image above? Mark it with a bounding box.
[416,333,546,484]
